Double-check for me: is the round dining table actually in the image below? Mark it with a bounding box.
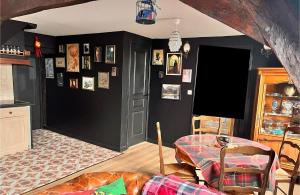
[174,134,279,190]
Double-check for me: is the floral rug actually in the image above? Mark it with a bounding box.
[0,129,121,195]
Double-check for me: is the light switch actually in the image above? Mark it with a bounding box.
[187,90,193,95]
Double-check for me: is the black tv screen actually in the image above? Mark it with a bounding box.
[193,45,250,119]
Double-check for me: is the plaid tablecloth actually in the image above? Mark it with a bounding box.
[142,174,225,195]
[174,135,279,190]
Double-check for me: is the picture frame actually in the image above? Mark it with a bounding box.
[69,78,79,89]
[166,53,182,76]
[82,56,91,70]
[94,46,102,62]
[55,57,65,68]
[83,43,90,54]
[57,73,64,87]
[161,84,181,100]
[111,67,118,77]
[66,43,80,72]
[98,72,110,89]
[158,71,164,79]
[105,45,116,64]
[152,49,164,65]
[58,44,65,53]
[82,76,95,91]
[182,69,192,83]
[45,58,54,79]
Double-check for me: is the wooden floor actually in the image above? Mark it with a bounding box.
[26,142,299,195]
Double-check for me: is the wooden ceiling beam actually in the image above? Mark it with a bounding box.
[0,0,96,21]
[180,0,300,91]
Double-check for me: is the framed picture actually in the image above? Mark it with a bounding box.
[182,69,192,83]
[105,45,116,64]
[45,58,54,78]
[58,44,65,53]
[98,72,110,89]
[161,84,181,100]
[66,43,80,72]
[166,53,182,76]
[152,49,164,65]
[82,56,91,70]
[111,67,117,77]
[69,78,78,89]
[158,71,164,79]
[82,76,95,91]
[94,47,102,62]
[55,57,65,68]
[57,73,64,87]
[83,43,90,54]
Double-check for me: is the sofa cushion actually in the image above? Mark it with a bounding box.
[35,172,151,195]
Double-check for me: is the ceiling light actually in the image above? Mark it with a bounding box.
[168,19,182,52]
[136,0,158,25]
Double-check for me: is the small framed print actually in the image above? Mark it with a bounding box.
[161,84,181,100]
[83,43,90,54]
[182,69,192,83]
[166,53,182,76]
[105,45,116,64]
[82,76,95,91]
[45,58,54,79]
[55,57,65,68]
[112,67,117,77]
[58,44,65,53]
[158,71,164,79]
[94,47,102,62]
[69,78,78,89]
[152,49,164,65]
[66,43,80,72]
[98,72,110,89]
[57,73,64,87]
[82,56,91,70]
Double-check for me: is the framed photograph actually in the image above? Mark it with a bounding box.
[83,43,90,54]
[82,76,95,91]
[58,44,65,53]
[82,56,91,70]
[69,78,78,89]
[55,57,65,68]
[161,84,181,100]
[57,73,64,87]
[182,69,192,83]
[166,53,182,76]
[45,58,54,78]
[152,49,164,65]
[94,47,102,62]
[66,43,80,72]
[158,71,164,79]
[98,72,110,89]
[111,67,117,77]
[105,45,116,64]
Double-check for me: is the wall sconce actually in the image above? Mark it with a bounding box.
[183,42,191,58]
[261,44,272,58]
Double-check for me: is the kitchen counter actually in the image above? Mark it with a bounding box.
[0,100,31,108]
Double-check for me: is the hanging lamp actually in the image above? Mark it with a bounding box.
[136,0,157,25]
[168,19,182,52]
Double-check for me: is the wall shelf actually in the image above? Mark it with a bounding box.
[0,57,31,66]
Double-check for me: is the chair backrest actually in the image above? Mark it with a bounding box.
[219,146,276,195]
[278,126,300,177]
[156,122,165,175]
[192,115,221,135]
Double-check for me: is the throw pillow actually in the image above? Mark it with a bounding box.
[95,177,127,195]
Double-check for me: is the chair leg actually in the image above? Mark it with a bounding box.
[274,185,277,195]
[288,176,296,195]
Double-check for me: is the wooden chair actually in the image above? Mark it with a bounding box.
[219,146,276,195]
[156,122,196,182]
[275,126,300,195]
[192,115,234,135]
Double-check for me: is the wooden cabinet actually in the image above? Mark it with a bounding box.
[252,68,300,170]
[0,106,31,157]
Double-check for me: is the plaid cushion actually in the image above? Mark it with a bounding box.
[142,175,224,195]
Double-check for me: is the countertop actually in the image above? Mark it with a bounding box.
[0,100,31,108]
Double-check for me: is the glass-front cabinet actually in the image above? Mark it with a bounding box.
[252,68,300,170]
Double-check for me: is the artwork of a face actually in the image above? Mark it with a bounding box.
[67,43,80,72]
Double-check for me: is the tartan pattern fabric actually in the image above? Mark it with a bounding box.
[142,175,224,195]
[175,135,279,190]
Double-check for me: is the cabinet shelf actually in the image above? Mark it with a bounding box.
[265,93,300,99]
[264,112,292,117]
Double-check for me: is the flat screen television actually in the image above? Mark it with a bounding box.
[193,45,250,119]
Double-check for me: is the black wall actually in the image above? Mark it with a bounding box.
[148,36,282,146]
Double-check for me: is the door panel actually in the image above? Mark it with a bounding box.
[127,43,150,146]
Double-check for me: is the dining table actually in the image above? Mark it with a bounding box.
[174,134,280,191]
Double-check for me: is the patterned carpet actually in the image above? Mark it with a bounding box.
[0,129,121,195]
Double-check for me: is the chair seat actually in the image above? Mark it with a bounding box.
[164,163,196,182]
[276,168,291,182]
